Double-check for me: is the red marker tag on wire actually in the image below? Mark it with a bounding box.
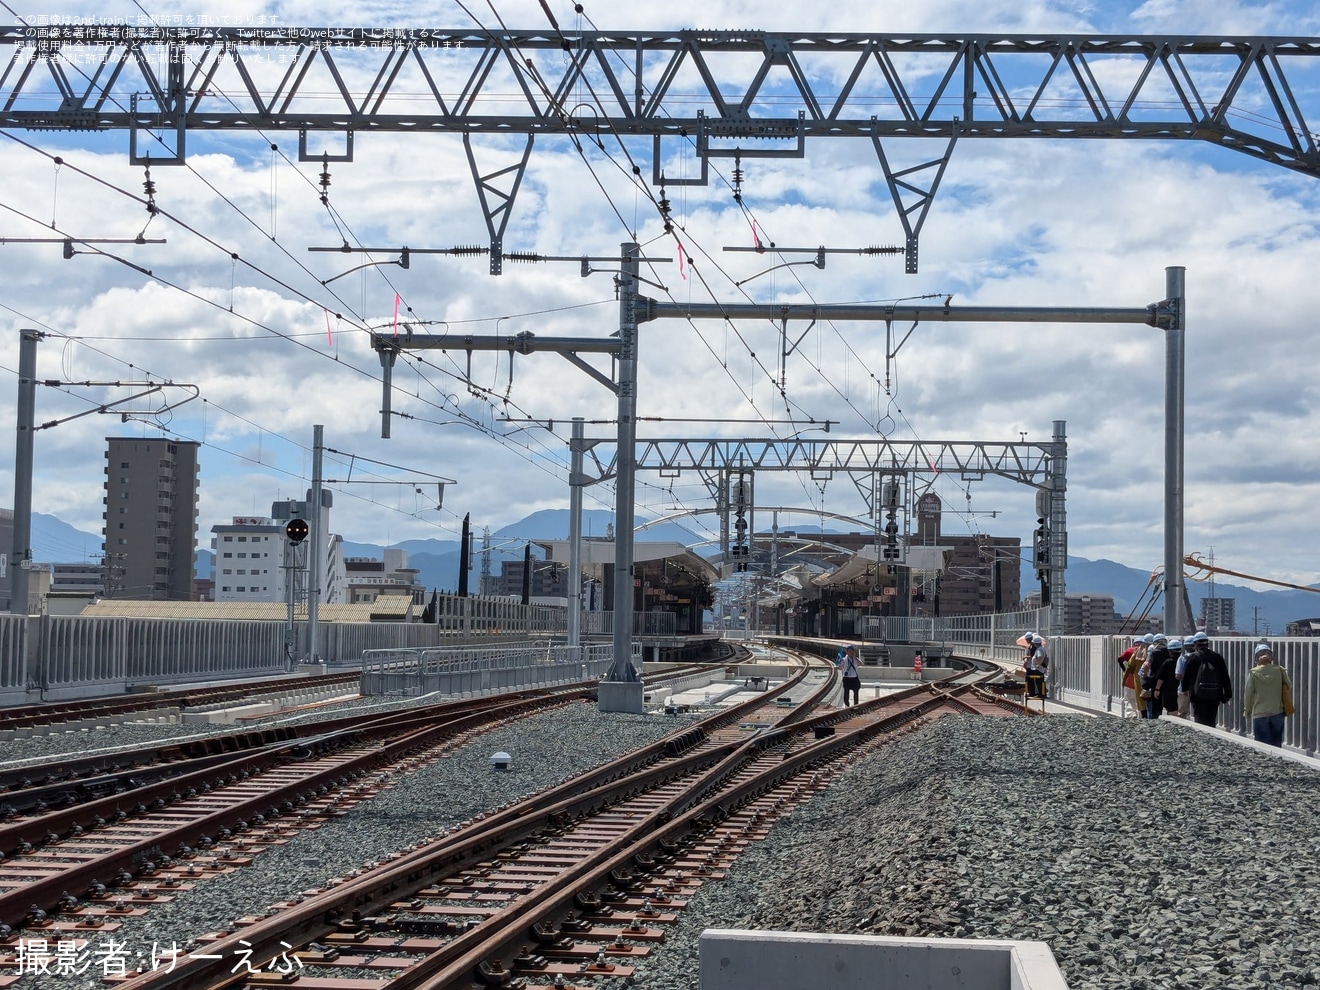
[393,293,401,337]
[324,308,333,347]
[677,242,687,280]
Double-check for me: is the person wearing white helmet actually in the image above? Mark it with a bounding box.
[1181,631,1232,727]
[1173,635,1195,718]
[1021,632,1049,700]
[1243,643,1293,746]
[1154,639,1184,716]
[1141,634,1170,719]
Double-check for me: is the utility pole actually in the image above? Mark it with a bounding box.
[9,330,40,614]
[599,242,644,713]
[307,424,324,664]
[568,417,584,649]
[1163,266,1187,637]
[480,527,492,596]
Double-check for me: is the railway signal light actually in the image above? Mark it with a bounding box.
[285,518,309,544]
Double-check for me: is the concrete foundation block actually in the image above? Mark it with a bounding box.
[700,930,1068,990]
[597,679,645,714]
[181,703,276,724]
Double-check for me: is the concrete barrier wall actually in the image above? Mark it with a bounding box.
[0,614,26,703]
[38,616,288,699]
[700,929,1067,990]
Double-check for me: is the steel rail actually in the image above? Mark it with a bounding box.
[0,689,584,929]
[408,690,973,989]
[103,667,828,989]
[108,675,971,989]
[0,684,590,835]
[0,663,726,814]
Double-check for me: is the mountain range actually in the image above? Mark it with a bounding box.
[24,511,1318,635]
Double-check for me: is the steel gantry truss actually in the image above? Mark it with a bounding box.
[2,27,1318,269]
[582,436,1057,485]
[576,431,1069,614]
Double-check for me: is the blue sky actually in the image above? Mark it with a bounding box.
[1,1,1318,593]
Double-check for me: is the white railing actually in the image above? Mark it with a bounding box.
[360,642,616,697]
[0,597,685,701]
[861,607,1049,656]
[1041,634,1320,755]
[578,611,679,637]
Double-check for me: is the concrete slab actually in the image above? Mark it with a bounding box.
[700,929,1068,990]
[597,680,645,714]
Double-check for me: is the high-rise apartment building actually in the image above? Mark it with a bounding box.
[1199,597,1237,635]
[102,438,200,600]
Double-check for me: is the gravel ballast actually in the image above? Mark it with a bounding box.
[10,701,695,989]
[10,707,1319,989]
[610,714,1320,990]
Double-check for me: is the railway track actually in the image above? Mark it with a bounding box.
[0,672,363,734]
[0,661,755,937]
[58,660,1030,990]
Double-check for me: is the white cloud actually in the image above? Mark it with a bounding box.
[0,0,1316,595]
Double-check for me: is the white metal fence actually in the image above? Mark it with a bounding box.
[579,611,678,637]
[0,603,680,702]
[858,607,1051,654]
[359,642,619,697]
[1042,634,1320,755]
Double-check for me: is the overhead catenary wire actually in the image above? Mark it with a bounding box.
[5,8,1013,533]
[0,147,579,482]
[503,2,907,519]
[0,38,579,471]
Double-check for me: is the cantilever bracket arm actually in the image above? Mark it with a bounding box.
[34,381,198,430]
[560,351,618,394]
[465,133,534,277]
[872,122,960,274]
[735,251,825,288]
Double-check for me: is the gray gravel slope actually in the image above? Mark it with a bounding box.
[610,714,1320,990]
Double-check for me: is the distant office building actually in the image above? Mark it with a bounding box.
[1022,591,1121,634]
[489,557,567,599]
[51,563,104,596]
[210,491,344,604]
[1199,597,1236,635]
[102,438,200,600]
[210,517,287,602]
[344,549,424,605]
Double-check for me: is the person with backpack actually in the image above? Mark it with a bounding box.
[1180,631,1232,727]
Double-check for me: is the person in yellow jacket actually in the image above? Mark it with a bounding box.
[1243,642,1293,747]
